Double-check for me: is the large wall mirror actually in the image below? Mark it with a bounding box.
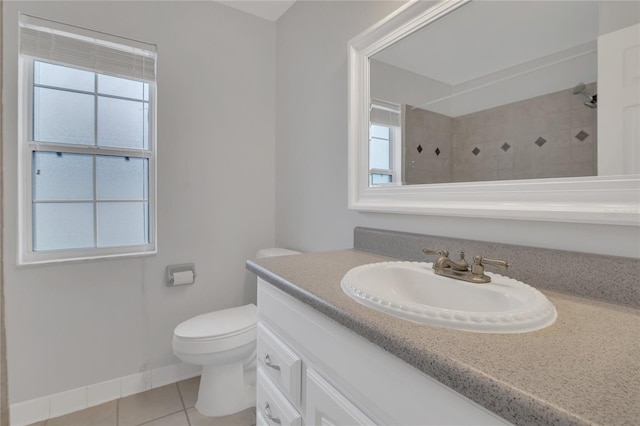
[348,0,639,225]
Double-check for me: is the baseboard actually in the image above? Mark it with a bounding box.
[10,362,201,426]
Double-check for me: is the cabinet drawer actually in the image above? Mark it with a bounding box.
[257,368,302,426]
[257,322,302,404]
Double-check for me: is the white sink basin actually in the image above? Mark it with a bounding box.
[341,262,556,333]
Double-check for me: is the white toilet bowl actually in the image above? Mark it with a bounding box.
[172,304,257,417]
[172,247,301,417]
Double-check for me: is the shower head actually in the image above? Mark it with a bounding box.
[584,94,597,109]
[572,83,597,109]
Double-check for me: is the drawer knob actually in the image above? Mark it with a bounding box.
[264,402,282,425]
[264,354,281,371]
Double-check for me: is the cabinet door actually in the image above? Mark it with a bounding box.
[306,369,375,426]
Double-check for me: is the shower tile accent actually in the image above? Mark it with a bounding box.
[404,82,597,184]
[535,137,547,147]
[435,147,440,156]
[417,145,423,153]
[575,130,589,141]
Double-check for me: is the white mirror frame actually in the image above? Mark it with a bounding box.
[348,0,639,226]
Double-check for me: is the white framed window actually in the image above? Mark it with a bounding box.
[18,15,157,264]
[369,99,402,186]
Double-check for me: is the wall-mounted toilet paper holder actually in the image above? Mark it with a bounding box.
[166,263,196,286]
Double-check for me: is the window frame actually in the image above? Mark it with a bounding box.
[368,122,402,186]
[18,55,157,265]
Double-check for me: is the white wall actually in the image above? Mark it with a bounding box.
[274,0,639,258]
[0,2,7,423]
[2,1,276,403]
[599,1,640,35]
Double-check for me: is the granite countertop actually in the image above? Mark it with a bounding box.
[246,249,640,426]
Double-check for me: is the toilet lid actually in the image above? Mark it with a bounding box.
[174,303,257,340]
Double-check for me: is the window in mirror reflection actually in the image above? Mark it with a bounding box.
[369,100,402,186]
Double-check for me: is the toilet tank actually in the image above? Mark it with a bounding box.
[256,248,301,258]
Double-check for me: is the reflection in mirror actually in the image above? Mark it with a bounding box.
[368,1,638,186]
[369,100,402,185]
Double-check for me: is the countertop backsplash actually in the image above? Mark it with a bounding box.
[354,227,640,308]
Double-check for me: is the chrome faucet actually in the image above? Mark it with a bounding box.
[423,249,469,271]
[422,249,510,284]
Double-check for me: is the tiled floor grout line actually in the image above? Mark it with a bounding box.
[136,408,186,426]
[132,383,184,426]
[175,382,191,426]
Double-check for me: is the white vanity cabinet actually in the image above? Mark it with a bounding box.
[256,278,511,426]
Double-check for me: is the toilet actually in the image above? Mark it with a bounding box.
[172,248,301,417]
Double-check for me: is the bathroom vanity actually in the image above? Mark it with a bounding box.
[247,247,640,426]
[246,0,640,421]
[255,275,507,426]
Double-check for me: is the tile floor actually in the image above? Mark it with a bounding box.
[27,377,256,426]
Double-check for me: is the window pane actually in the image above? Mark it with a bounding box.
[97,202,148,247]
[97,97,146,149]
[34,87,95,145]
[33,203,94,251]
[96,156,148,200]
[370,124,390,140]
[369,137,390,169]
[33,152,94,201]
[98,74,145,100]
[370,173,392,185]
[34,61,94,92]
[143,84,149,101]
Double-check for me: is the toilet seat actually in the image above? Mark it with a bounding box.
[174,304,257,340]
[173,304,257,355]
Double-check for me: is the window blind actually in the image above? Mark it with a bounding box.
[370,99,401,127]
[20,14,156,82]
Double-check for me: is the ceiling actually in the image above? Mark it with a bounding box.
[373,1,600,85]
[216,0,296,21]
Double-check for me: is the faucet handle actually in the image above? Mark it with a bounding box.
[469,256,510,283]
[473,256,510,269]
[422,248,449,257]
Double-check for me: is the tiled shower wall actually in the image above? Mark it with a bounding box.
[403,106,452,184]
[402,83,597,184]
